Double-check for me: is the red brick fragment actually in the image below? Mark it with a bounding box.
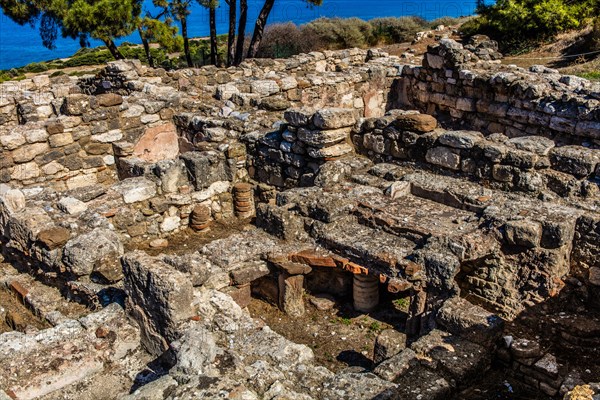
[10,281,28,301]
[291,249,337,268]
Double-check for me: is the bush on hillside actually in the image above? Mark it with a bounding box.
[370,17,428,44]
[256,23,322,58]
[463,0,597,53]
[429,16,463,29]
[304,17,376,49]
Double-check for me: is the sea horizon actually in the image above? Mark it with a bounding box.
[0,0,479,70]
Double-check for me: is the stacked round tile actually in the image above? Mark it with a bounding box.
[233,183,254,218]
[189,204,211,231]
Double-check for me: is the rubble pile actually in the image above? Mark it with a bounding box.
[0,36,599,399]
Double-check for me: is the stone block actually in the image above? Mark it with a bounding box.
[550,146,600,178]
[57,196,88,215]
[312,108,356,129]
[394,113,438,133]
[307,143,353,159]
[132,122,179,163]
[62,228,123,276]
[298,127,350,147]
[436,296,504,347]
[438,130,483,149]
[426,146,461,170]
[373,329,407,365]
[181,151,231,190]
[504,220,542,248]
[112,177,157,204]
[49,132,74,148]
[122,251,195,354]
[12,142,49,163]
[278,272,305,317]
[250,80,280,96]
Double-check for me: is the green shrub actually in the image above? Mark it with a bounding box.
[370,17,428,44]
[22,62,49,73]
[429,16,462,29]
[466,0,597,53]
[304,17,376,49]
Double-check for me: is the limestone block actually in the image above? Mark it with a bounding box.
[12,142,49,163]
[438,130,483,149]
[48,132,74,148]
[132,122,179,163]
[250,80,280,96]
[426,146,461,170]
[307,143,353,159]
[394,113,438,133]
[284,108,315,127]
[550,146,600,178]
[24,128,49,144]
[113,177,157,204]
[122,251,195,353]
[91,129,123,143]
[62,228,123,276]
[297,127,350,147]
[373,329,407,364]
[57,196,88,215]
[312,108,356,129]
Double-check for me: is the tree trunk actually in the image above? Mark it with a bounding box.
[181,16,193,67]
[247,0,275,59]
[210,7,218,65]
[138,28,154,68]
[227,0,237,66]
[103,39,124,60]
[234,0,248,65]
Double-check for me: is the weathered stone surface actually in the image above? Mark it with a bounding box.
[307,143,353,159]
[312,108,356,129]
[91,129,123,143]
[426,146,461,170]
[284,108,315,126]
[508,136,555,156]
[122,251,195,355]
[438,130,483,149]
[550,146,600,178]
[278,273,305,317]
[37,226,71,250]
[250,80,280,96]
[374,348,417,381]
[0,187,26,213]
[62,228,123,276]
[394,113,437,133]
[57,196,88,214]
[112,177,157,203]
[181,151,231,190]
[504,220,542,248]
[436,296,504,347]
[373,329,407,364]
[12,142,49,163]
[297,127,350,147]
[321,372,397,400]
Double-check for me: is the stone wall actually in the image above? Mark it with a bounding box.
[0,48,398,189]
[392,38,600,145]
[353,110,600,199]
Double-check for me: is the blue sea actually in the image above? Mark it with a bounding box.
[0,0,479,70]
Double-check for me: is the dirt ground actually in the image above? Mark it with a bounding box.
[130,218,253,256]
[0,285,49,333]
[248,293,410,372]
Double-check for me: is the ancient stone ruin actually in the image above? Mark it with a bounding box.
[0,37,599,399]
